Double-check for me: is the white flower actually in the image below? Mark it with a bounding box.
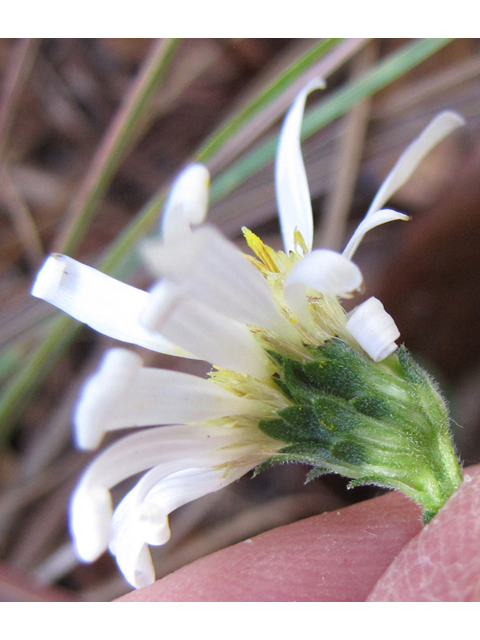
[31,79,464,589]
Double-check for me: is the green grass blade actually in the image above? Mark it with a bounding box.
[0,343,24,382]
[55,38,180,257]
[0,315,79,448]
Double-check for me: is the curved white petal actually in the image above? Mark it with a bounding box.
[367,111,464,218]
[31,254,193,358]
[70,424,268,564]
[106,485,165,588]
[108,461,195,558]
[285,249,363,303]
[275,78,326,254]
[161,164,210,242]
[117,542,155,590]
[141,280,270,378]
[69,486,112,563]
[283,250,362,327]
[343,111,464,260]
[74,424,252,497]
[74,347,262,450]
[143,225,286,332]
[342,209,410,261]
[75,349,140,450]
[346,296,400,362]
[110,449,264,588]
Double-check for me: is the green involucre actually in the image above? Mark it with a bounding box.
[258,339,462,521]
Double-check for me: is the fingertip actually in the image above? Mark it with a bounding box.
[368,464,480,601]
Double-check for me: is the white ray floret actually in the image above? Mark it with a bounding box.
[161,163,210,242]
[285,248,363,298]
[282,249,363,327]
[70,424,272,564]
[341,208,410,262]
[275,77,325,254]
[140,280,270,378]
[143,225,288,332]
[109,459,258,588]
[70,485,113,565]
[75,347,263,450]
[346,297,400,362]
[342,111,465,260]
[31,254,192,357]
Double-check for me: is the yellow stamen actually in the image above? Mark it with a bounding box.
[242,227,280,273]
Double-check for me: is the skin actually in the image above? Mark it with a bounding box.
[117,465,480,602]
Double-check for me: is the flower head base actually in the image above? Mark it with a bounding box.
[32,80,464,588]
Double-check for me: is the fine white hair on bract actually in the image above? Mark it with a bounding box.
[31,77,465,588]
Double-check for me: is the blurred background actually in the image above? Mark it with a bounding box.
[1,37,480,601]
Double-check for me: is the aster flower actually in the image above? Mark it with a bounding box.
[32,79,464,589]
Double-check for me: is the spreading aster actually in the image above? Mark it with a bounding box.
[32,80,464,589]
